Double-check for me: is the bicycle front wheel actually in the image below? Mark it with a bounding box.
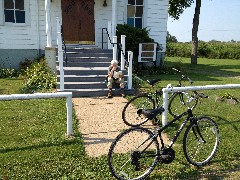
[168,92,198,117]
[122,95,155,126]
[183,116,219,166]
[108,127,159,180]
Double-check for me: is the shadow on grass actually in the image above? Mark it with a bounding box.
[207,115,240,131]
[0,139,79,154]
[151,159,239,180]
[165,60,240,81]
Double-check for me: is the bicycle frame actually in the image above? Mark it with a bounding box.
[144,108,197,150]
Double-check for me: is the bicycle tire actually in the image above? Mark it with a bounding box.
[108,127,159,180]
[168,92,198,117]
[183,116,219,166]
[122,95,155,127]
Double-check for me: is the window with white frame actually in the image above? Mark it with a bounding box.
[127,0,143,28]
[4,0,25,23]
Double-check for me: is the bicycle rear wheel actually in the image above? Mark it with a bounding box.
[168,92,198,117]
[122,95,155,126]
[108,127,159,180]
[183,116,219,166]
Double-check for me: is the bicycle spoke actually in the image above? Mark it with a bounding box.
[108,127,159,180]
[122,95,155,126]
[183,117,219,166]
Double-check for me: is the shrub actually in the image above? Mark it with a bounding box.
[116,24,159,73]
[166,42,240,59]
[0,68,18,78]
[21,57,56,93]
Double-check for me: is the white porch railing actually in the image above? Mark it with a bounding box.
[127,51,133,89]
[162,84,240,126]
[56,17,64,91]
[0,92,73,137]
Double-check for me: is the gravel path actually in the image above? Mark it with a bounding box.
[73,96,169,157]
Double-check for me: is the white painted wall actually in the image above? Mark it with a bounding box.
[0,0,38,49]
[0,0,168,51]
[0,0,61,50]
[145,0,169,52]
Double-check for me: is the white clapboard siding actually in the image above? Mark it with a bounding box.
[0,0,168,52]
[145,0,169,52]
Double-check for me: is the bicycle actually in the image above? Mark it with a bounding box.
[122,68,205,127]
[108,93,219,180]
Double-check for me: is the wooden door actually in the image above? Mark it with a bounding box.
[61,0,95,44]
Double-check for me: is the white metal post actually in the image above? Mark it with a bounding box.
[107,21,112,49]
[58,50,64,91]
[121,35,126,70]
[56,17,62,51]
[127,51,133,89]
[113,36,117,60]
[66,96,73,136]
[162,88,169,126]
[56,17,64,91]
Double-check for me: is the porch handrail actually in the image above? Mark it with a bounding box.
[101,27,132,89]
[56,17,64,91]
[61,25,68,67]
[101,28,128,66]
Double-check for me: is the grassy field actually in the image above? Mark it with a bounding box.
[0,57,240,179]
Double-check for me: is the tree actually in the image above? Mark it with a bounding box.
[167,31,178,43]
[169,0,201,64]
[191,0,201,64]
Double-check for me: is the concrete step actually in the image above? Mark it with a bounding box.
[64,51,112,58]
[57,67,108,75]
[60,88,135,97]
[65,61,110,67]
[65,57,112,62]
[60,80,128,89]
[66,48,112,54]
[56,47,134,97]
[57,75,107,82]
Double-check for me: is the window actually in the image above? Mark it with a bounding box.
[127,0,143,28]
[4,0,25,23]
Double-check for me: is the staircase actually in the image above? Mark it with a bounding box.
[57,46,134,97]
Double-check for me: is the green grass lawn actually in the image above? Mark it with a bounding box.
[0,57,240,179]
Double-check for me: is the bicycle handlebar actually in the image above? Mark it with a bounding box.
[172,68,193,85]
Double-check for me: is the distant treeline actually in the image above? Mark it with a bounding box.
[166,42,240,59]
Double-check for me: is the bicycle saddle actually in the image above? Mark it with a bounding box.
[147,79,161,86]
[139,107,165,119]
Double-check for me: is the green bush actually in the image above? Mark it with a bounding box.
[0,68,18,78]
[116,24,159,72]
[22,57,56,93]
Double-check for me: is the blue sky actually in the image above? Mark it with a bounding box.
[167,0,240,42]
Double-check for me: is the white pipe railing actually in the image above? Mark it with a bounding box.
[162,84,240,126]
[127,51,133,89]
[0,92,73,137]
[107,21,112,49]
[113,36,117,60]
[56,17,64,91]
[121,35,126,70]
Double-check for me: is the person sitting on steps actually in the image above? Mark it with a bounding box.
[107,60,125,98]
